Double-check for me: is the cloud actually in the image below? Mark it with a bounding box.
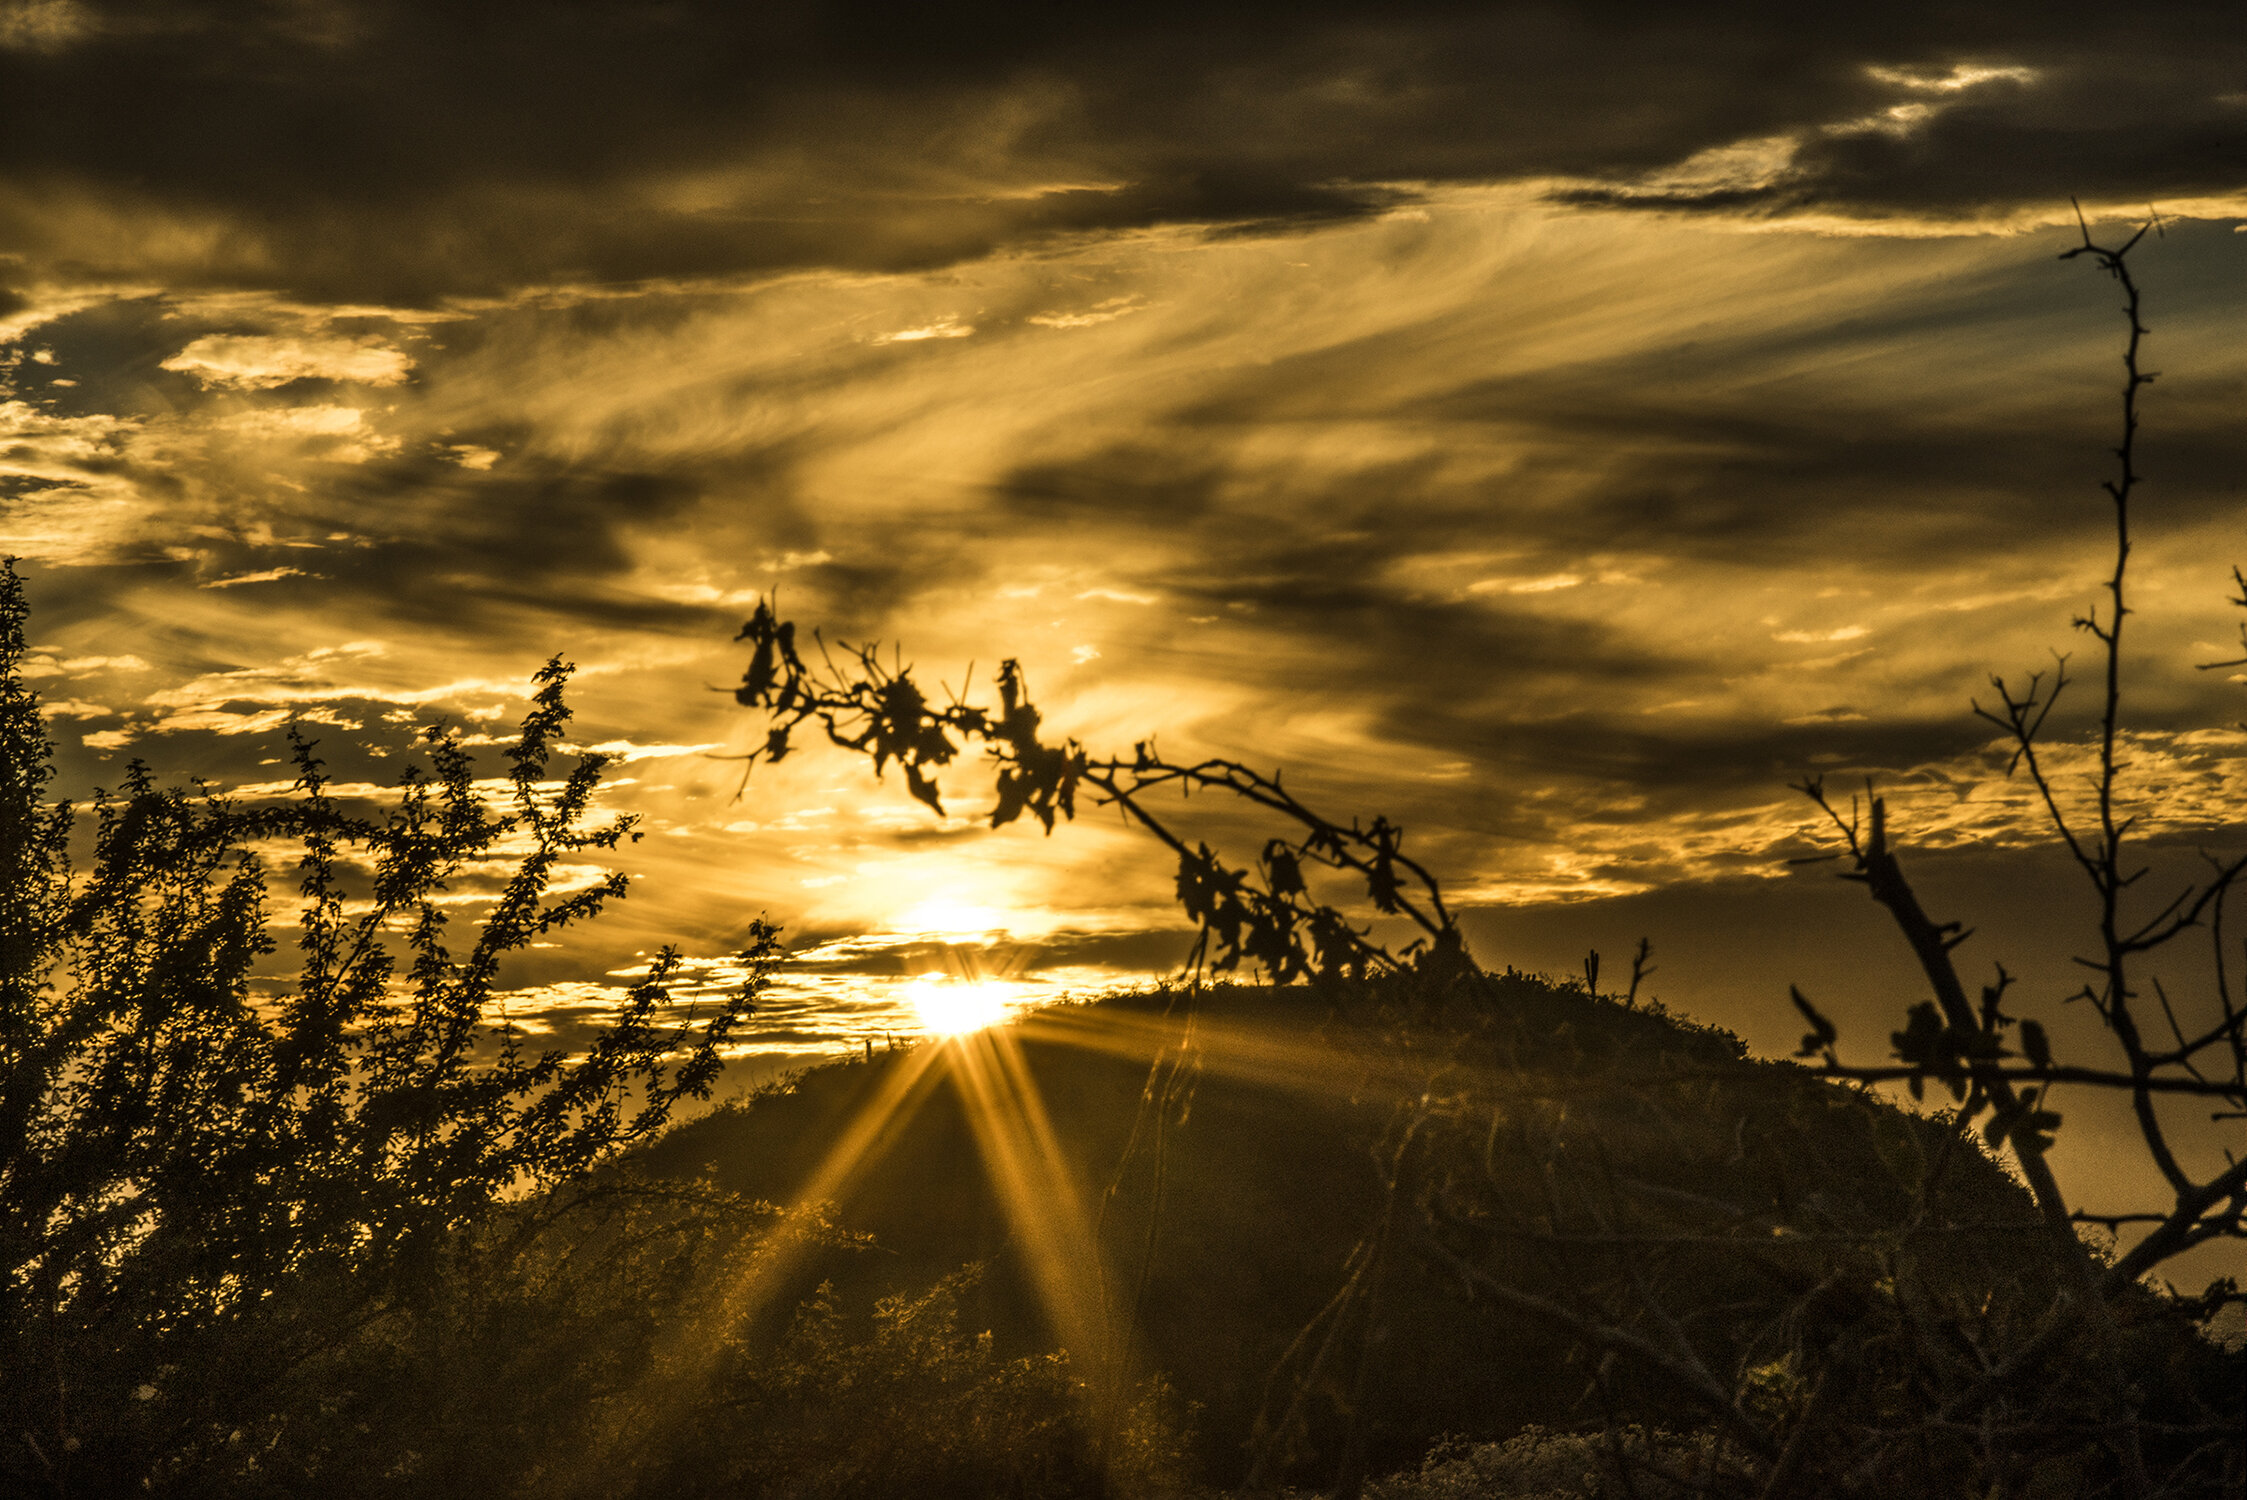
[1773,625,1870,643]
[575,739,726,763]
[4,3,2242,301]
[221,403,397,461]
[0,397,136,458]
[222,405,371,436]
[875,321,975,344]
[146,704,340,737]
[0,0,92,53]
[0,400,146,563]
[200,567,312,589]
[161,333,411,388]
[123,643,531,744]
[7,130,2245,1025]
[1029,297,1143,329]
[1475,573,1582,595]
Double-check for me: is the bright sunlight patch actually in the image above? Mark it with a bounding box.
[906,977,1012,1037]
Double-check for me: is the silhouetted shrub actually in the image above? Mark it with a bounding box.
[635,1267,1196,1500]
[0,559,767,1495]
[1362,1428,1697,1500]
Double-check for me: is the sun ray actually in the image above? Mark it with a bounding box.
[788,1038,952,1210]
[590,988,1416,1475]
[588,1037,952,1466]
[942,1024,1117,1407]
[1016,1000,1396,1103]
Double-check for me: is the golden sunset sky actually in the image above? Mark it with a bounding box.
[5,0,2247,1160]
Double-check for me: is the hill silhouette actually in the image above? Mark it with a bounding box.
[631,970,2081,1491]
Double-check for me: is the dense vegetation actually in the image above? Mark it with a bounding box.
[636,978,2237,1496]
[0,559,782,1495]
[0,541,2238,1495]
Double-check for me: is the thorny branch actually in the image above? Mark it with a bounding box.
[1788,213,2247,1314]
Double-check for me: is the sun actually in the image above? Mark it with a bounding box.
[893,896,1012,941]
[905,977,1013,1037]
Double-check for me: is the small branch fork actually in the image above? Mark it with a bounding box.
[1788,214,2247,1320]
[729,605,1464,989]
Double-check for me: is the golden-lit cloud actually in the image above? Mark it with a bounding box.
[200,567,314,589]
[161,332,412,389]
[0,0,92,54]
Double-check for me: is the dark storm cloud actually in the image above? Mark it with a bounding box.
[1407,707,1987,806]
[286,452,822,624]
[356,464,698,578]
[111,458,716,630]
[1179,564,1671,697]
[1425,387,2247,562]
[999,449,1226,526]
[6,297,203,419]
[6,1,2242,300]
[1566,49,2247,217]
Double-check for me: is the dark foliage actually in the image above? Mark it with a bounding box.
[636,977,2234,1495]
[0,559,771,1495]
[733,619,1459,987]
[624,1263,1192,1500]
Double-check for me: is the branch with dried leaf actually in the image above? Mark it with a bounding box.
[732,608,1466,986]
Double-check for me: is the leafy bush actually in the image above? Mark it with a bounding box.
[0,559,768,1495]
[1361,1428,1699,1500]
[0,561,1199,1499]
[634,1266,1197,1500]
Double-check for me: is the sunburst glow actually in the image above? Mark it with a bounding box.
[894,896,1014,940]
[906,977,1014,1037]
